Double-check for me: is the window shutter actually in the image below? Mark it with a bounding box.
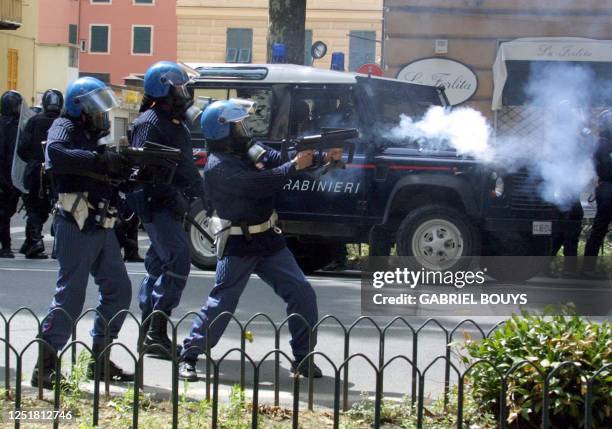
[7,49,18,90]
[349,31,376,72]
[303,30,313,66]
[226,29,252,63]
[90,26,109,53]
[133,27,152,54]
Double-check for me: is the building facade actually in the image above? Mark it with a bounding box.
[0,0,37,104]
[383,0,612,118]
[177,0,383,71]
[36,0,80,103]
[76,0,177,86]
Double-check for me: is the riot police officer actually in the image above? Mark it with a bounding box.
[0,90,23,258]
[130,61,204,358]
[178,100,342,381]
[32,77,133,389]
[583,109,612,278]
[16,89,63,258]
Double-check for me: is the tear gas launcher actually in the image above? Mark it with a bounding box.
[44,137,182,186]
[113,138,182,185]
[280,128,359,175]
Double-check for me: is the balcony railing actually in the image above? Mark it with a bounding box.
[0,0,22,30]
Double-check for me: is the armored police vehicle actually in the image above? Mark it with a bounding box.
[186,63,574,281]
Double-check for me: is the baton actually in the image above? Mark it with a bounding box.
[184,214,215,245]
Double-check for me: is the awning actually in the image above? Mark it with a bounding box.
[492,37,612,110]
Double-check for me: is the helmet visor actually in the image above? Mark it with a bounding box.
[218,99,255,124]
[169,83,191,101]
[231,120,252,140]
[76,87,119,115]
[161,63,197,88]
[45,92,62,106]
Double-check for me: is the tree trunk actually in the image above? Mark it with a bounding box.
[268,0,307,65]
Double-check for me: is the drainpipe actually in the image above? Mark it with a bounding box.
[380,0,386,70]
[32,37,36,104]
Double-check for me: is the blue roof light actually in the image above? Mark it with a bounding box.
[271,43,287,63]
[331,52,345,71]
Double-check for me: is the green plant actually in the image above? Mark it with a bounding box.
[219,384,250,429]
[178,381,211,428]
[457,313,611,428]
[344,389,495,429]
[61,351,90,413]
[107,385,150,428]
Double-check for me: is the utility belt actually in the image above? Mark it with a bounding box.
[228,212,280,236]
[209,211,280,258]
[55,192,118,231]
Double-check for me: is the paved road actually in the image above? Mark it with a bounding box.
[0,217,609,410]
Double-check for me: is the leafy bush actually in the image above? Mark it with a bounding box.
[457,313,611,429]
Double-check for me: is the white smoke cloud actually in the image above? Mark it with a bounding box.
[389,106,494,161]
[386,62,600,210]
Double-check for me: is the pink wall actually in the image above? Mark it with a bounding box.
[38,0,80,44]
[41,0,177,86]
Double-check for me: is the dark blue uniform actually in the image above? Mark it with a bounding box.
[41,117,131,350]
[130,106,204,319]
[181,147,318,362]
[0,115,21,252]
[17,111,58,254]
[584,136,612,270]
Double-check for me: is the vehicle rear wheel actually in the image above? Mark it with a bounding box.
[286,239,339,274]
[187,199,217,270]
[481,233,551,282]
[396,205,480,272]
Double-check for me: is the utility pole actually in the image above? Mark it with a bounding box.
[267,0,307,64]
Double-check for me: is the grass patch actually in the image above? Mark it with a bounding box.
[1,384,495,428]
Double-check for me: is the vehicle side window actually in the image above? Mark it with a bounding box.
[192,86,290,140]
[357,77,442,127]
[236,88,272,137]
[290,88,358,137]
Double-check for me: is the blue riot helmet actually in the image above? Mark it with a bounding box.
[200,99,265,162]
[65,77,119,134]
[142,61,197,118]
[200,100,250,141]
[42,89,64,114]
[1,90,22,117]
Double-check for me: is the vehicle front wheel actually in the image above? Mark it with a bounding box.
[187,199,217,270]
[396,205,480,272]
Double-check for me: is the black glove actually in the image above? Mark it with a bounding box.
[97,150,130,178]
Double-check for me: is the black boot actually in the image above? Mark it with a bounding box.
[87,342,135,382]
[291,356,323,378]
[178,357,198,382]
[19,240,29,255]
[25,239,47,259]
[142,313,181,360]
[137,313,152,354]
[124,251,144,263]
[0,247,14,258]
[31,346,61,390]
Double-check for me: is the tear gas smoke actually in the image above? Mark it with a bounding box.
[389,106,494,162]
[386,63,600,210]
